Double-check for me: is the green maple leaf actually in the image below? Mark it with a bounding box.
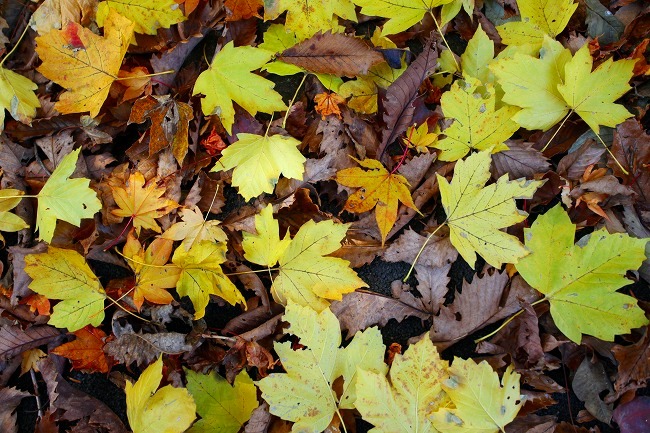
[516,204,649,343]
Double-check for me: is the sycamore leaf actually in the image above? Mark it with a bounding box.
[339,61,407,114]
[441,0,472,25]
[516,204,649,343]
[36,148,102,243]
[435,78,520,161]
[186,370,258,433]
[491,37,635,132]
[438,149,544,268]
[243,204,367,311]
[355,338,448,433]
[0,189,29,244]
[256,303,386,433]
[336,157,419,245]
[172,241,244,320]
[110,172,179,235]
[460,24,494,84]
[431,360,522,433]
[193,41,287,135]
[51,326,110,373]
[0,67,40,129]
[497,0,578,49]
[214,132,305,201]
[24,247,106,331]
[126,357,196,433]
[96,0,185,35]
[352,0,455,36]
[123,232,179,311]
[264,0,357,40]
[405,122,438,153]
[162,206,227,251]
[35,10,134,117]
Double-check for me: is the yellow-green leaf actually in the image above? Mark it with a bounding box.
[352,0,455,36]
[516,204,649,343]
[162,206,227,251]
[0,67,40,130]
[438,149,544,268]
[355,338,448,433]
[24,247,106,331]
[96,0,185,35]
[435,77,519,161]
[264,0,356,40]
[172,241,244,319]
[193,41,286,134]
[186,370,258,433]
[460,24,494,83]
[36,148,102,243]
[0,189,29,244]
[126,357,196,433]
[214,132,305,201]
[431,360,522,433]
[242,204,291,267]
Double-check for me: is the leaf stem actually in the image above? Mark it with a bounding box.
[103,293,151,323]
[403,222,447,281]
[595,130,628,175]
[113,69,175,81]
[541,111,572,152]
[474,297,547,343]
[428,10,459,72]
[103,215,134,251]
[282,72,307,129]
[0,194,37,199]
[0,23,30,67]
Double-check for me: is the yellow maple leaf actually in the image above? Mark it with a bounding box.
[0,189,29,245]
[243,204,367,311]
[431,360,522,433]
[35,9,134,117]
[438,149,544,268]
[36,148,102,243]
[123,232,180,311]
[352,0,454,36]
[110,172,179,235]
[162,206,227,251]
[126,357,196,433]
[193,41,287,135]
[404,123,438,153]
[0,67,40,130]
[497,0,578,49]
[264,0,357,40]
[214,132,305,201]
[172,241,244,319]
[96,0,185,35]
[336,158,419,245]
[435,77,520,161]
[25,247,106,331]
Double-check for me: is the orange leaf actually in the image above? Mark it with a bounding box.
[110,172,179,235]
[111,66,152,103]
[52,326,111,373]
[20,293,51,316]
[225,0,263,20]
[314,92,346,119]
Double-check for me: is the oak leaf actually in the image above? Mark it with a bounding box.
[122,232,179,311]
[110,172,179,235]
[243,204,367,311]
[264,0,357,40]
[193,41,286,134]
[96,0,185,35]
[257,303,386,433]
[36,148,102,243]
[126,357,196,433]
[431,360,522,433]
[162,206,227,251]
[24,247,106,331]
[51,326,111,373]
[435,77,520,161]
[35,10,134,117]
[352,0,455,35]
[497,0,578,48]
[336,158,419,245]
[185,370,258,433]
[172,241,244,320]
[355,338,448,433]
[438,149,544,268]
[0,189,28,244]
[516,204,649,343]
[0,67,40,130]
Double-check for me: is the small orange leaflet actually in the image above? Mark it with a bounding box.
[225,0,263,21]
[52,326,112,373]
[314,92,346,119]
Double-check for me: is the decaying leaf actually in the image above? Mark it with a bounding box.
[51,325,111,372]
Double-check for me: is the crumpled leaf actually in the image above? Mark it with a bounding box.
[431,359,522,433]
[214,132,305,201]
[0,189,29,244]
[104,330,192,366]
[438,149,544,268]
[497,0,578,48]
[264,0,357,40]
[25,247,106,331]
[172,240,244,319]
[35,10,134,117]
[162,206,227,251]
[110,172,179,235]
[125,357,196,433]
[256,302,386,433]
[186,370,258,433]
[243,204,367,311]
[96,0,185,35]
[435,77,519,161]
[352,0,455,36]
[336,157,419,245]
[51,325,111,373]
[193,41,286,134]
[516,204,649,343]
[0,67,40,130]
[355,338,448,433]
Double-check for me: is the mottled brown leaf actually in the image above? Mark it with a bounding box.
[612,326,650,399]
[0,325,61,360]
[491,141,551,179]
[0,387,29,433]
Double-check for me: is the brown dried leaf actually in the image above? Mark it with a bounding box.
[609,119,650,207]
[0,325,61,361]
[612,326,650,399]
[557,139,605,180]
[104,331,193,366]
[491,141,551,179]
[383,228,458,268]
[0,386,30,433]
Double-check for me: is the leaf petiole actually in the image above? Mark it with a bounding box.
[428,10,460,71]
[112,69,175,81]
[403,221,447,281]
[541,110,572,152]
[0,23,30,68]
[474,297,547,343]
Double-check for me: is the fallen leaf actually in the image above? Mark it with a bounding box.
[0,67,40,130]
[0,189,29,244]
[0,325,61,360]
[264,0,357,40]
[30,0,98,34]
[20,348,46,375]
[497,0,578,48]
[352,0,455,35]
[0,387,30,433]
[96,0,185,35]
[225,0,263,20]
[162,206,227,251]
[51,325,111,372]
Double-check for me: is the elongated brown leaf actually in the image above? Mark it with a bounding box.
[0,325,61,360]
[491,141,551,179]
[379,39,438,157]
[104,331,193,366]
[278,31,383,77]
